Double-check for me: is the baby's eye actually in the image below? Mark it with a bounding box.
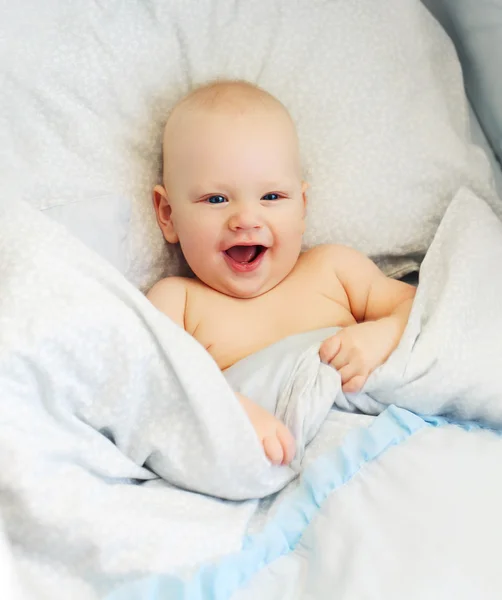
[206,195,227,204]
[262,193,281,201]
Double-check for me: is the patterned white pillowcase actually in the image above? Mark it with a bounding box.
[1,0,498,290]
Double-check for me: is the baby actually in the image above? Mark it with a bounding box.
[147,80,416,467]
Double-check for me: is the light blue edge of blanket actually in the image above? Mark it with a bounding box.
[107,406,485,600]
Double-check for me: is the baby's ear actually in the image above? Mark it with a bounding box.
[152,185,179,244]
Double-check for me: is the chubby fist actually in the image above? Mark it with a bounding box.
[319,319,399,393]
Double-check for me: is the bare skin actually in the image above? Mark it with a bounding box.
[147,80,416,467]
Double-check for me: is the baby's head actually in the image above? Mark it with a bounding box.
[153,79,307,299]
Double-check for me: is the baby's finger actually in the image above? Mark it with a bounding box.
[319,335,342,364]
[342,374,367,394]
[338,362,360,385]
[330,345,351,371]
[277,425,296,465]
[263,435,284,466]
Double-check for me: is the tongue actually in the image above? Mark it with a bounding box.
[226,245,259,263]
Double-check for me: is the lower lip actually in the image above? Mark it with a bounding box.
[222,249,267,273]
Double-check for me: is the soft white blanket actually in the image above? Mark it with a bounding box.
[0,199,330,599]
[1,187,502,599]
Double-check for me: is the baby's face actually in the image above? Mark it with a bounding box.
[155,106,307,298]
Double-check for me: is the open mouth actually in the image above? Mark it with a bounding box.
[224,245,266,264]
[223,245,268,273]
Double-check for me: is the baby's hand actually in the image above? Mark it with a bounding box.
[238,394,295,466]
[319,319,399,393]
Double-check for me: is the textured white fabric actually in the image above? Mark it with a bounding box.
[1,190,501,598]
[0,200,355,598]
[235,425,502,600]
[354,188,502,423]
[1,0,498,290]
[41,195,131,274]
[0,200,304,500]
[0,520,25,600]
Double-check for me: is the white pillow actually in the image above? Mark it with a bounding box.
[0,0,498,290]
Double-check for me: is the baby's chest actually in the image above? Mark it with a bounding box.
[191,287,353,370]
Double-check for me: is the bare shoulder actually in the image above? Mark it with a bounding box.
[303,244,415,322]
[146,276,189,328]
[300,244,384,306]
[300,243,373,271]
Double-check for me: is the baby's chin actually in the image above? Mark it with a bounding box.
[196,273,280,299]
[210,281,273,299]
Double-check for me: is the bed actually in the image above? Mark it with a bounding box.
[1,1,502,599]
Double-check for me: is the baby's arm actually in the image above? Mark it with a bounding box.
[319,245,416,392]
[147,279,295,465]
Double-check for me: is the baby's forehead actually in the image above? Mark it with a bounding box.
[163,82,296,146]
[161,81,302,180]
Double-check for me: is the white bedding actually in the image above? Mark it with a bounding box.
[1,0,499,286]
[1,189,502,599]
[1,1,502,598]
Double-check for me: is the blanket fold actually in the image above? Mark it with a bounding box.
[359,187,502,426]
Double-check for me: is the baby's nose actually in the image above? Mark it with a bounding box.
[227,207,262,231]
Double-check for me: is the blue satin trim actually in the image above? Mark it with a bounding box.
[107,405,435,599]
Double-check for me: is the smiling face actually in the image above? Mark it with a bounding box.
[153,82,307,299]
